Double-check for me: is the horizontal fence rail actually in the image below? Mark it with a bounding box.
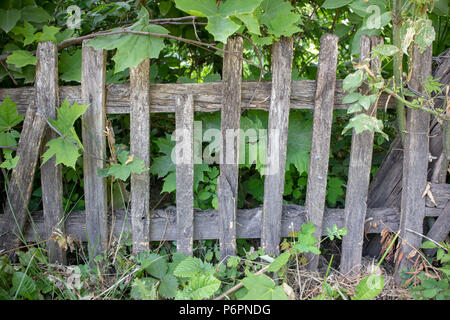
[0,80,396,114]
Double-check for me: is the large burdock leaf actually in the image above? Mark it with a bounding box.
[0,9,21,33]
[88,7,169,73]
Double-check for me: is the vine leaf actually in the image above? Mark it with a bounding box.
[59,49,82,83]
[41,99,88,169]
[6,50,37,68]
[342,113,388,140]
[11,21,37,46]
[0,96,25,133]
[0,9,21,33]
[88,7,169,73]
[241,274,287,300]
[98,147,148,181]
[260,0,301,38]
[175,0,262,43]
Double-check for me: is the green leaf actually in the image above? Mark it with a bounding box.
[41,100,88,169]
[343,69,365,93]
[414,19,435,53]
[351,273,384,300]
[267,251,291,272]
[88,7,169,73]
[59,49,82,82]
[420,241,437,249]
[0,155,19,170]
[0,9,21,33]
[343,113,388,139]
[11,21,36,46]
[12,272,37,299]
[358,94,377,110]
[130,278,158,300]
[136,252,168,279]
[343,92,362,104]
[372,44,400,57]
[0,96,25,133]
[158,274,178,299]
[322,0,353,9]
[175,0,262,43]
[286,112,312,175]
[180,274,221,300]
[21,6,51,23]
[241,274,287,300]
[161,171,176,193]
[6,50,37,68]
[41,138,80,169]
[326,177,344,206]
[35,25,60,43]
[260,0,301,38]
[174,257,214,278]
[295,222,320,254]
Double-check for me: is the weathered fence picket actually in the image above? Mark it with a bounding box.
[341,35,383,275]
[175,94,195,256]
[261,37,294,256]
[395,44,432,282]
[81,42,108,259]
[305,34,339,271]
[218,37,243,259]
[38,42,65,264]
[130,58,151,254]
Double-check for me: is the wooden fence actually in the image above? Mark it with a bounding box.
[0,34,448,277]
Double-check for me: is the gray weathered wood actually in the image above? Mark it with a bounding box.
[261,37,294,256]
[5,205,444,244]
[0,81,397,115]
[305,34,339,270]
[425,200,450,257]
[0,46,59,256]
[341,36,383,275]
[395,44,433,283]
[218,37,243,259]
[130,58,151,254]
[37,42,65,264]
[81,42,108,259]
[175,94,195,256]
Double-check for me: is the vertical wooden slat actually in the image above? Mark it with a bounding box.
[38,42,65,264]
[261,37,294,256]
[305,34,339,270]
[395,44,432,282]
[130,58,151,254]
[218,37,243,259]
[340,35,383,275]
[0,50,51,255]
[81,42,108,259]
[175,94,194,256]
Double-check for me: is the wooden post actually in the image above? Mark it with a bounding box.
[37,42,65,264]
[175,94,195,256]
[395,44,432,282]
[340,35,383,275]
[218,37,243,259]
[81,42,108,260]
[261,37,294,256]
[130,58,151,254]
[0,49,54,256]
[305,34,339,270]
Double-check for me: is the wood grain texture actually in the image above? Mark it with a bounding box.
[5,205,444,244]
[305,34,338,270]
[0,81,397,115]
[130,58,151,254]
[261,37,294,256]
[175,94,194,256]
[218,37,243,259]
[36,42,65,264]
[340,36,383,275]
[81,42,108,259]
[395,44,433,282]
[425,200,450,257]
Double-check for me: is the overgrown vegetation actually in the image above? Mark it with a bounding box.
[0,0,448,300]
